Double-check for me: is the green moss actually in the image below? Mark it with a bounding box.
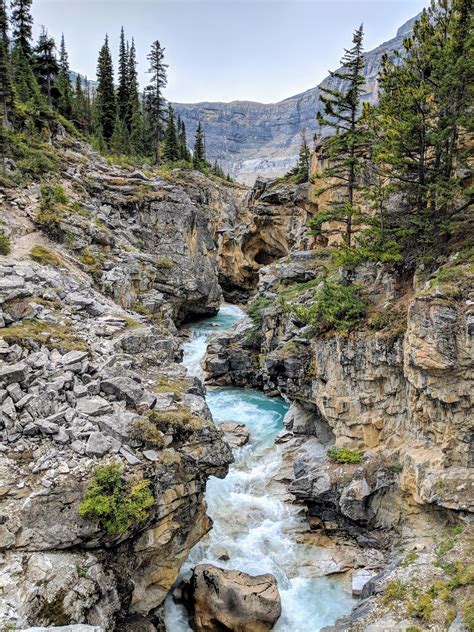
[368,306,407,336]
[148,407,207,437]
[327,446,363,464]
[0,230,11,255]
[30,245,64,267]
[0,319,86,351]
[156,257,175,269]
[79,462,154,536]
[153,376,189,398]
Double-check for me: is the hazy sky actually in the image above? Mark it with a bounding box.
[31,0,428,104]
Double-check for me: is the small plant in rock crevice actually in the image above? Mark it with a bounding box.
[327,446,363,464]
[78,462,154,535]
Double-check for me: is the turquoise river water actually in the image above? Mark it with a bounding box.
[164,305,354,631]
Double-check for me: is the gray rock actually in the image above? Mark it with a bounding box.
[76,396,112,417]
[101,376,144,404]
[0,361,28,385]
[85,431,111,457]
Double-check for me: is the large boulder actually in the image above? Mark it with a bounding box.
[188,564,281,632]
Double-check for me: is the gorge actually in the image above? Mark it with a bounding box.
[0,1,473,632]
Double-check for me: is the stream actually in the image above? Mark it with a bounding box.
[164,304,354,631]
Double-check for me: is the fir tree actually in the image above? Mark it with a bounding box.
[193,121,205,169]
[296,129,311,182]
[178,116,191,161]
[33,27,58,107]
[163,103,179,162]
[95,35,116,141]
[365,0,473,268]
[10,0,32,56]
[145,39,167,164]
[56,34,73,117]
[117,27,129,124]
[312,24,366,246]
[0,0,12,171]
[110,114,129,154]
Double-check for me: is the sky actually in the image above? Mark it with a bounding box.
[31,0,428,105]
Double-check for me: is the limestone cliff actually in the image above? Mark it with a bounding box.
[0,133,245,630]
[174,14,420,184]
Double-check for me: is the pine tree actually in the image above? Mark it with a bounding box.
[117,27,129,124]
[10,0,32,56]
[95,35,116,141]
[312,24,366,246]
[366,0,473,268]
[178,116,191,161]
[33,27,58,107]
[0,0,12,172]
[193,121,206,169]
[163,103,179,162]
[145,40,167,164]
[56,34,73,117]
[110,114,129,155]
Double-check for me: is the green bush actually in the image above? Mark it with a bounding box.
[0,230,11,255]
[78,462,154,535]
[327,446,362,464]
[130,416,165,448]
[382,580,407,604]
[246,296,272,325]
[290,280,367,333]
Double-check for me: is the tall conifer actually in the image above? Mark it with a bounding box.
[193,121,206,169]
[145,39,167,164]
[117,27,129,124]
[56,34,73,116]
[96,35,116,141]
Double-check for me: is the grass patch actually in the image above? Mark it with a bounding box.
[80,247,105,273]
[153,376,189,398]
[0,230,11,255]
[79,462,154,536]
[130,416,166,449]
[382,580,407,604]
[156,257,175,269]
[36,183,88,240]
[327,446,363,464]
[30,245,64,267]
[0,319,86,352]
[401,551,419,568]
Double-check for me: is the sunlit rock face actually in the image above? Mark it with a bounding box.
[174,14,420,185]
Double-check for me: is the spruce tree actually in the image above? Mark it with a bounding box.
[145,39,167,164]
[365,0,473,268]
[178,117,191,161]
[163,103,179,162]
[117,27,129,125]
[193,121,205,169]
[56,34,73,117]
[110,114,129,155]
[0,0,12,171]
[33,27,58,107]
[312,24,366,246]
[10,0,32,56]
[95,35,116,141]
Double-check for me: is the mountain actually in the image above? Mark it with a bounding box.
[174,13,420,185]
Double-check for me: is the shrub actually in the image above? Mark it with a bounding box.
[408,591,434,621]
[246,296,272,325]
[30,245,64,267]
[156,257,175,269]
[0,230,11,255]
[78,462,154,536]
[327,446,362,464]
[290,280,367,333]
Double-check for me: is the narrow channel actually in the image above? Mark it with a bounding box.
[164,305,354,631]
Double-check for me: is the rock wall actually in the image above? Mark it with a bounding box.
[204,251,474,540]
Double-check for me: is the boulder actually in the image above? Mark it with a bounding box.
[219,422,250,448]
[101,376,144,404]
[189,564,281,632]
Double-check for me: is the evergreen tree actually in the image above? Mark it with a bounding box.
[110,113,129,154]
[117,27,129,124]
[193,121,205,169]
[145,39,167,164]
[365,0,473,268]
[178,116,191,161]
[296,129,311,182]
[127,38,141,139]
[95,35,116,141]
[33,27,58,107]
[0,0,12,171]
[312,25,366,246]
[163,102,179,162]
[56,34,73,117]
[10,0,33,56]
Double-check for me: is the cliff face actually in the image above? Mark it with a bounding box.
[0,134,244,630]
[174,14,420,185]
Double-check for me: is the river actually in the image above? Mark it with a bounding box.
[164,304,354,631]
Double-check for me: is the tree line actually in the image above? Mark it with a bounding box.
[308,0,472,271]
[0,0,232,179]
